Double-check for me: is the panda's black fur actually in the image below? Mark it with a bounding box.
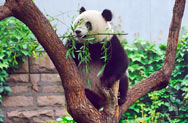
[66,7,129,109]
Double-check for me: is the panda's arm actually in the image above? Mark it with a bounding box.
[100,35,129,88]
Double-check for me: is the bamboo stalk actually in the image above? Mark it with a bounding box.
[60,33,128,39]
[86,33,128,36]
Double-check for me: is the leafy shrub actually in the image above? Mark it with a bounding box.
[121,29,188,122]
[56,114,76,123]
[0,17,40,121]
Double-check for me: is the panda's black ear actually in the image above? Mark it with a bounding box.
[102,9,112,21]
[80,7,86,14]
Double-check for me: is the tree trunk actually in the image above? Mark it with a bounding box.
[0,0,186,122]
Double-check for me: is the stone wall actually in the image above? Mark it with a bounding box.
[1,54,67,123]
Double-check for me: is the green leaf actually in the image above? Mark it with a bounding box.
[4,86,12,93]
[0,87,4,93]
[85,65,90,73]
[97,64,106,77]
[99,107,104,112]
[66,50,71,58]
[86,38,96,41]
[88,79,91,89]
[0,62,9,69]
[0,54,5,59]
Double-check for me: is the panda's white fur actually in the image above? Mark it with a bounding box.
[73,10,113,42]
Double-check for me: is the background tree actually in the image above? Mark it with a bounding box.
[0,0,186,122]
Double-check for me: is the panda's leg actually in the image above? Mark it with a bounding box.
[118,72,129,105]
[85,89,105,109]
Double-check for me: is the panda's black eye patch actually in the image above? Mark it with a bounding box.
[86,21,92,31]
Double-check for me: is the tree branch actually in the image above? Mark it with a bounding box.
[121,70,166,113]
[0,5,12,20]
[163,0,186,76]
[3,0,104,122]
[120,0,186,115]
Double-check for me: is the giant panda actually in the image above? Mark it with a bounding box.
[66,7,129,109]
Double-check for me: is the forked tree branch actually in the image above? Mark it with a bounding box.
[121,0,186,115]
[0,0,186,122]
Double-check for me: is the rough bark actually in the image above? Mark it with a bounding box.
[0,0,186,122]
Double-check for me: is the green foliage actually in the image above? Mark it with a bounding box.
[56,114,76,123]
[64,21,96,87]
[122,39,164,86]
[64,20,95,72]
[0,17,40,121]
[42,115,76,123]
[64,19,120,86]
[64,17,127,72]
[121,29,188,122]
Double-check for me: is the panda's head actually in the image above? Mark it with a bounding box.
[73,7,113,43]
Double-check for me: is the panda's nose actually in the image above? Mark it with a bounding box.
[75,30,81,35]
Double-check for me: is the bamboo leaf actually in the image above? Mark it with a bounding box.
[97,64,106,77]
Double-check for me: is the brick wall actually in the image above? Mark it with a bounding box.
[1,54,67,123]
